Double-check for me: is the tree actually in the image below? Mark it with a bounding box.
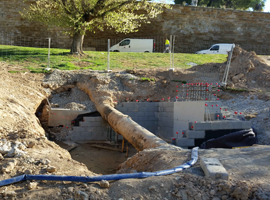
[21,0,170,54]
[174,0,265,11]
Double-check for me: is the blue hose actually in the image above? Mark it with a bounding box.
[0,147,198,187]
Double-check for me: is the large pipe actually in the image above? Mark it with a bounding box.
[77,83,171,151]
[97,103,170,151]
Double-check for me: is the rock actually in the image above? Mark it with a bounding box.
[258,93,270,101]
[46,166,56,173]
[247,61,255,72]
[87,186,96,193]
[27,182,38,190]
[24,169,32,174]
[89,194,96,200]
[1,159,17,173]
[0,153,4,160]
[2,190,16,197]
[0,139,12,154]
[221,195,228,200]
[212,197,220,200]
[27,141,35,148]
[100,180,110,188]
[40,159,51,165]
[244,113,258,120]
[67,187,74,193]
[148,186,156,192]
[179,190,188,200]
[231,182,250,200]
[217,91,233,100]
[232,73,244,83]
[210,189,216,195]
[227,82,234,88]
[75,190,89,200]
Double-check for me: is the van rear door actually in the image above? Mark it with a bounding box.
[119,39,130,52]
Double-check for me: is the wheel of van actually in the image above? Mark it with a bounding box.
[144,51,149,53]
[113,50,119,52]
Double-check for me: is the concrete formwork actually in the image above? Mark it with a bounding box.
[52,101,251,148]
[48,108,89,127]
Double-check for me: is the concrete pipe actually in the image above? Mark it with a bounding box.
[96,103,170,151]
[77,83,170,151]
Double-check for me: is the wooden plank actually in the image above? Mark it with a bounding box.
[90,144,123,152]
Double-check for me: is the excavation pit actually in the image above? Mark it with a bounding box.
[58,141,137,174]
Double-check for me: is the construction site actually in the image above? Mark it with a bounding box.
[0,44,270,200]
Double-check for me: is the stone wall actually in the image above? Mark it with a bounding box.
[1,1,270,54]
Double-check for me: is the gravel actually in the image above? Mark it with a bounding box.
[221,94,270,145]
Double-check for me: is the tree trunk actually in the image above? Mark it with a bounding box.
[71,33,84,55]
[207,0,213,7]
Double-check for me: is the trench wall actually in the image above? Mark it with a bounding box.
[1,1,270,54]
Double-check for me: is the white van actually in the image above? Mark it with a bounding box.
[110,38,155,53]
[195,43,235,54]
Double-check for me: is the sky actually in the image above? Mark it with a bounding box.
[157,0,270,12]
[265,0,270,12]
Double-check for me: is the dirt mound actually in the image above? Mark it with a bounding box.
[223,46,270,89]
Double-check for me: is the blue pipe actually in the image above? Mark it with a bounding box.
[0,147,198,187]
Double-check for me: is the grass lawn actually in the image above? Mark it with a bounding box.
[0,45,227,72]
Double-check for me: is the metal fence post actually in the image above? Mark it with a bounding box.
[172,35,176,69]
[107,39,111,72]
[47,38,51,69]
[169,35,174,71]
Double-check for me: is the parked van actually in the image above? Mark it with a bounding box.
[195,43,235,54]
[110,38,155,53]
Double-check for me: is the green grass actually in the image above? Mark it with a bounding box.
[0,45,227,72]
[140,77,155,81]
[224,87,249,92]
[8,71,25,73]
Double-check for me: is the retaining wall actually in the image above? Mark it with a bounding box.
[0,1,270,54]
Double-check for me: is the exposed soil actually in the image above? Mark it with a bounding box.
[67,143,137,175]
[1,46,270,200]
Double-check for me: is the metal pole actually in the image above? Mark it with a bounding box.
[170,35,172,69]
[48,38,51,69]
[172,35,175,69]
[107,39,111,72]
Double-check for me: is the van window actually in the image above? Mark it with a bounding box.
[210,45,219,51]
[119,39,130,46]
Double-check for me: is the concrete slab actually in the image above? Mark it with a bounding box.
[186,130,205,139]
[200,157,229,180]
[176,138,195,147]
[48,108,89,126]
[189,121,251,131]
[79,121,107,127]
[189,122,212,130]
[83,117,104,122]
[174,101,205,133]
[204,113,223,121]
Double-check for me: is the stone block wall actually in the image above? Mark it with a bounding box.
[116,102,159,134]
[157,102,174,141]
[1,2,269,53]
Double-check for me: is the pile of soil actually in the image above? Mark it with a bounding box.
[225,46,270,89]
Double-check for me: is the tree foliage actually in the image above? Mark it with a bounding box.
[21,0,171,36]
[174,0,266,11]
